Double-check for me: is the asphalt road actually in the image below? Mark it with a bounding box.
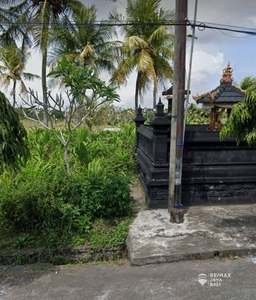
[1,257,256,300]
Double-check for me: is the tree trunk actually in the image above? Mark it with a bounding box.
[42,46,49,127]
[135,72,141,112]
[153,88,157,109]
[64,146,71,177]
[12,80,16,107]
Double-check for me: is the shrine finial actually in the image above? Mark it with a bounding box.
[220,62,233,84]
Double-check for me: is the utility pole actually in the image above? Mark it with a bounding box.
[168,0,187,223]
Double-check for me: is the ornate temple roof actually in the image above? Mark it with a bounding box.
[193,63,245,108]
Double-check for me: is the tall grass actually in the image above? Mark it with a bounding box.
[0,123,137,252]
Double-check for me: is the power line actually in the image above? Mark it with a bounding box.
[1,19,256,36]
[193,21,256,36]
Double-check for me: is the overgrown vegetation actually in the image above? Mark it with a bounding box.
[186,103,210,124]
[0,91,29,173]
[21,57,120,176]
[0,123,137,261]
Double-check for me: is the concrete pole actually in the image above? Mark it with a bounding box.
[168,0,187,223]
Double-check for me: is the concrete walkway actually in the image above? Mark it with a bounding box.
[1,257,256,299]
[126,204,256,265]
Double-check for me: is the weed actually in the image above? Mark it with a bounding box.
[13,233,34,249]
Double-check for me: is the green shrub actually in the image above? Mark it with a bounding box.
[0,166,134,235]
[0,167,83,233]
[13,233,34,249]
[81,174,134,219]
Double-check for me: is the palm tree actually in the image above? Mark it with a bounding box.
[109,0,174,110]
[0,42,39,107]
[49,5,120,73]
[0,1,32,47]
[47,5,120,123]
[29,0,86,126]
[0,1,36,108]
[1,0,86,126]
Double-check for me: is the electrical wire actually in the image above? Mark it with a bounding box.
[0,19,256,37]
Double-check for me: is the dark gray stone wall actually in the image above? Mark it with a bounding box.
[182,125,256,206]
[136,124,256,208]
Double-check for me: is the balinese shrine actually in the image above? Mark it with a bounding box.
[193,62,245,130]
[134,63,256,208]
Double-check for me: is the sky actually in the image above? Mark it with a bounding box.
[18,0,256,108]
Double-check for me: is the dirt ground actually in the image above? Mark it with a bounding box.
[130,181,147,211]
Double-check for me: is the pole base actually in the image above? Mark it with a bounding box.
[170,208,185,223]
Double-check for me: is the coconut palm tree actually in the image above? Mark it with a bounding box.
[47,4,120,123]
[0,42,40,107]
[0,0,86,126]
[29,0,86,126]
[0,1,32,48]
[49,4,120,73]
[109,0,174,110]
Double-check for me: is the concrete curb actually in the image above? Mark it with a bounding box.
[127,245,256,266]
[126,206,256,266]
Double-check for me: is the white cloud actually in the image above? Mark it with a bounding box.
[189,50,224,96]
[191,50,224,80]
